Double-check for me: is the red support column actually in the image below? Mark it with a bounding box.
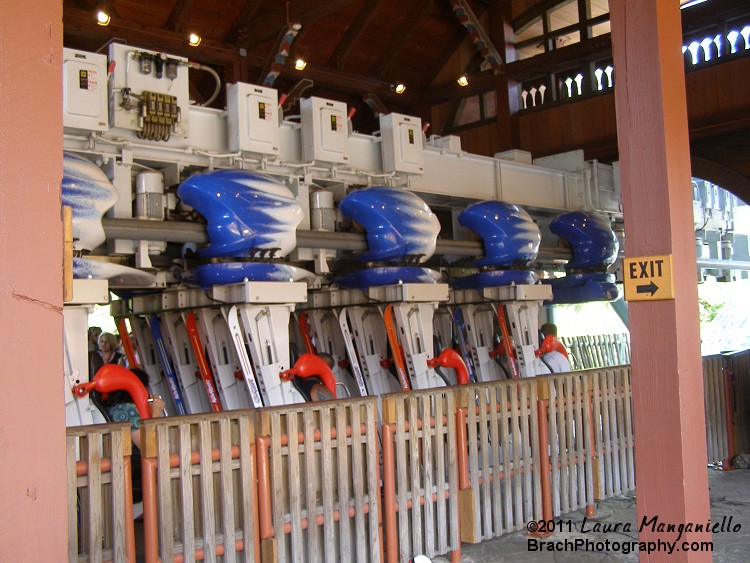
[610,2,711,561]
[0,0,67,560]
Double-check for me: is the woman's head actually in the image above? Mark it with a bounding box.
[98,332,118,353]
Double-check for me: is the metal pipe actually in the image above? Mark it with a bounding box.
[697,258,750,271]
[102,217,573,258]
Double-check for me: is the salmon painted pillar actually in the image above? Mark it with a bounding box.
[610,2,710,561]
[0,0,67,560]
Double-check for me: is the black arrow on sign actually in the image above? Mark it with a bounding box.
[636,281,659,296]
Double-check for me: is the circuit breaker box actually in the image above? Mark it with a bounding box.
[226,83,280,155]
[380,112,424,174]
[108,43,190,140]
[301,97,349,164]
[63,48,109,132]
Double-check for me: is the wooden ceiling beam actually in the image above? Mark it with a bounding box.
[373,0,435,80]
[165,0,197,32]
[326,1,380,68]
[236,0,361,49]
[419,0,488,88]
[64,6,259,66]
[223,0,264,44]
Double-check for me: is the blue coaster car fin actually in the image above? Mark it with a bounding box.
[550,211,618,272]
[338,187,440,263]
[458,201,541,267]
[177,170,302,259]
[62,152,119,251]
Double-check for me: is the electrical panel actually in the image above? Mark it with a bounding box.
[380,112,424,174]
[108,43,190,140]
[63,48,108,132]
[301,97,349,164]
[226,83,280,155]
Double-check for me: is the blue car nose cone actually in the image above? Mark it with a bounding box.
[550,211,618,271]
[338,186,440,263]
[458,200,541,267]
[177,169,302,259]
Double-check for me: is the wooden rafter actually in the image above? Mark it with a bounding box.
[422,1,489,84]
[236,0,361,49]
[64,6,254,65]
[223,0,264,44]
[326,1,380,68]
[373,0,435,80]
[165,0,197,32]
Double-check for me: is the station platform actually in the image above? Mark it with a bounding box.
[435,467,750,562]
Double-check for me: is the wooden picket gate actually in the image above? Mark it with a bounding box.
[538,373,596,516]
[66,422,135,563]
[256,397,382,563]
[725,350,750,454]
[139,411,259,563]
[454,379,542,543]
[381,389,460,563]
[588,367,635,500]
[703,355,731,465]
[562,334,631,370]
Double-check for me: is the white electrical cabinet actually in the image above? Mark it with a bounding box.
[301,97,349,164]
[380,112,424,174]
[108,43,190,139]
[63,48,108,132]
[226,83,280,155]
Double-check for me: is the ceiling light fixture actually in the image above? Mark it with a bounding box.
[457,75,469,87]
[188,33,202,47]
[96,11,111,26]
[294,58,307,70]
[394,83,406,94]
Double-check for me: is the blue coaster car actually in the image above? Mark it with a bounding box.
[338,186,440,263]
[177,169,303,259]
[550,211,618,272]
[458,200,541,267]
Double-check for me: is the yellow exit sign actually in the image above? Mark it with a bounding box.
[623,254,675,301]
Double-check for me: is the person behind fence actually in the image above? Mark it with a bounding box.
[536,322,571,373]
[98,331,125,366]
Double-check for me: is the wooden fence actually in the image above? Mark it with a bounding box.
[539,373,596,516]
[703,355,731,465]
[562,334,631,370]
[67,422,135,563]
[67,355,750,561]
[382,389,460,563]
[139,411,259,563]
[725,350,750,455]
[454,380,541,543]
[589,367,635,500]
[257,398,382,563]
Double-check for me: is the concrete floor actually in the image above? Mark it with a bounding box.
[434,467,750,562]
